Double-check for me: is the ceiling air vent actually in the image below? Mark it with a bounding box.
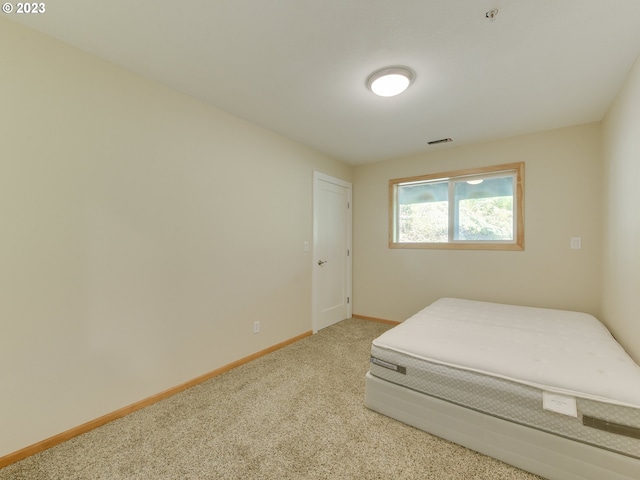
[427,138,452,145]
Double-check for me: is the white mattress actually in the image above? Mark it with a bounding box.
[372,298,640,408]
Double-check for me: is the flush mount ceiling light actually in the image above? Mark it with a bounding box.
[366,66,415,97]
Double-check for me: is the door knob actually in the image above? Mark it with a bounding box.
[318,260,327,266]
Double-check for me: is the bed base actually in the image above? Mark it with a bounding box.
[365,372,640,480]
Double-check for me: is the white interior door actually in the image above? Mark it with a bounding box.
[312,172,352,332]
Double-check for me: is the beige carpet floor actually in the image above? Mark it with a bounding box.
[1,318,543,479]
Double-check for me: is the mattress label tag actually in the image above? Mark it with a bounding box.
[370,357,406,374]
[542,391,577,417]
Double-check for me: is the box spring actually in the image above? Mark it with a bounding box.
[365,372,640,480]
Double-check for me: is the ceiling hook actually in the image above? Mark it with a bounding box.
[486,9,499,21]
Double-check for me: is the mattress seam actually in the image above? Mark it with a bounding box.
[370,345,640,409]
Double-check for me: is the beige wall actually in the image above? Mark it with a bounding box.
[601,54,640,364]
[0,18,350,457]
[353,123,603,322]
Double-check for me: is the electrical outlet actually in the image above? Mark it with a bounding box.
[570,237,582,250]
[253,321,260,334]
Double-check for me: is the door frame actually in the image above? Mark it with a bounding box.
[312,171,352,333]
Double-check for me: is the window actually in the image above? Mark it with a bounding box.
[389,162,524,250]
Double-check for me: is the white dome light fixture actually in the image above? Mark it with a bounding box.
[367,66,415,97]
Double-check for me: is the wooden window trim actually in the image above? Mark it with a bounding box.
[389,162,524,250]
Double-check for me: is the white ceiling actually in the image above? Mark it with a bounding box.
[9,0,640,165]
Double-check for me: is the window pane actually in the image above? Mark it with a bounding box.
[389,162,523,250]
[454,176,514,241]
[397,181,448,242]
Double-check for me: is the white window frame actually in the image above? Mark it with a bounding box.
[389,162,524,250]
